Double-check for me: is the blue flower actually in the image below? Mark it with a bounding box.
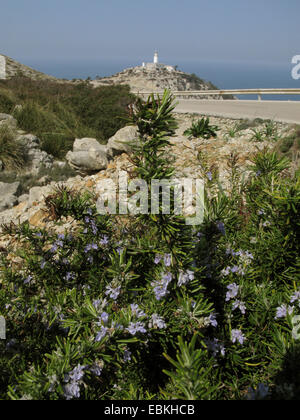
[90,364,103,377]
[205,313,218,328]
[93,299,101,309]
[63,382,81,400]
[232,300,246,315]
[24,275,33,285]
[100,312,109,324]
[275,304,294,319]
[65,364,86,383]
[100,235,109,246]
[164,253,172,267]
[64,272,76,282]
[126,322,146,335]
[216,221,226,236]
[178,269,194,287]
[151,272,172,301]
[154,254,162,264]
[105,285,121,300]
[225,283,239,301]
[290,291,300,304]
[63,364,87,400]
[84,243,98,253]
[231,329,246,345]
[206,172,213,181]
[130,304,146,319]
[123,350,132,362]
[95,326,108,342]
[149,313,166,329]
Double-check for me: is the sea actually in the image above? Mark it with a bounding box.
[25,57,300,102]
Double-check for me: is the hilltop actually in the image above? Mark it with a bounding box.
[91,64,219,95]
[0,54,59,81]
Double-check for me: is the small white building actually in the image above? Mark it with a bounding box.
[142,51,175,72]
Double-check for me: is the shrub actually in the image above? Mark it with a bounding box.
[0,91,299,400]
[0,125,28,171]
[184,117,219,139]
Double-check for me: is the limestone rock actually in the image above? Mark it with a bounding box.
[107,126,139,156]
[66,149,108,173]
[18,194,29,204]
[28,185,53,207]
[0,113,17,129]
[73,138,107,154]
[17,133,41,149]
[0,182,20,212]
[66,137,109,174]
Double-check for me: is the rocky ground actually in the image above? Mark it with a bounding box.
[0,112,295,244]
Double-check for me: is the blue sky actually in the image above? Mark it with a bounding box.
[1,0,299,66]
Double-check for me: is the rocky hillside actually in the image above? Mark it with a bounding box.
[91,65,219,96]
[0,113,295,233]
[0,54,59,81]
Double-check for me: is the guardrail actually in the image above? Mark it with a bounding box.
[132,88,300,101]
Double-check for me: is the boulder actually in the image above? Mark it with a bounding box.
[66,149,108,173]
[73,138,107,154]
[17,133,41,149]
[107,126,139,156]
[66,137,109,174]
[0,114,17,129]
[0,182,20,212]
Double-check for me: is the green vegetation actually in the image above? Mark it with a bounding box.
[0,77,135,159]
[0,125,28,171]
[184,117,220,139]
[0,91,299,400]
[0,163,77,196]
[276,126,300,157]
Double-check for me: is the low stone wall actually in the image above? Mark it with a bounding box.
[0,55,6,79]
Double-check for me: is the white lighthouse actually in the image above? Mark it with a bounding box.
[153,50,159,64]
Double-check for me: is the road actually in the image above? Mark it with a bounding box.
[175,99,300,124]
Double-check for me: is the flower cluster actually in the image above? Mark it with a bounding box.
[225,283,246,315]
[83,213,98,235]
[148,313,166,329]
[225,283,239,302]
[105,284,121,300]
[154,253,172,267]
[130,304,146,319]
[151,272,172,301]
[231,329,246,345]
[126,322,147,336]
[177,269,194,287]
[275,304,294,320]
[204,312,218,328]
[274,290,300,320]
[221,265,245,277]
[63,364,86,400]
[95,326,108,342]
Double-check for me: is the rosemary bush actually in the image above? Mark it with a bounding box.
[0,91,299,400]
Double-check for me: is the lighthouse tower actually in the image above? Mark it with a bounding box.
[153,51,159,65]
